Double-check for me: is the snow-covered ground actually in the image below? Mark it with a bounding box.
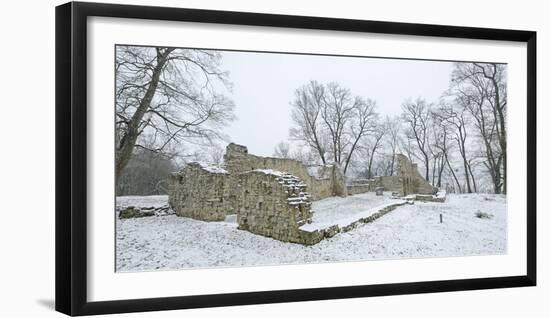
[302,192,405,231]
[116,193,506,272]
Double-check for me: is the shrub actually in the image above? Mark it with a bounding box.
[475,210,493,219]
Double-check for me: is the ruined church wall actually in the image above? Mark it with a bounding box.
[224,143,347,201]
[347,178,376,195]
[168,163,231,221]
[235,170,323,244]
[358,155,437,196]
[396,154,437,195]
[377,176,404,193]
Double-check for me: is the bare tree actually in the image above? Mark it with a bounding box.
[290,81,328,164]
[443,139,463,193]
[273,141,292,159]
[341,97,378,175]
[433,101,476,192]
[320,82,357,166]
[357,123,385,179]
[428,113,448,188]
[382,116,402,176]
[209,145,225,166]
[115,46,235,183]
[450,62,506,194]
[401,98,432,181]
[116,148,176,196]
[290,81,377,175]
[291,146,320,165]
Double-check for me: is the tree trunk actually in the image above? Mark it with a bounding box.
[423,152,430,181]
[431,158,437,186]
[445,153,462,193]
[437,156,445,188]
[389,152,395,176]
[457,134,472,193]
[462,157,472,193]
[115,49,173,183]
[367,154,374,179]
[467,162,477,192]
[487,64,506,194]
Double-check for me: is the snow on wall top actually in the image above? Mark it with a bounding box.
[253,168,285,177]
[435,190,447,199]
[189,162,228,174]
[252,169,310,194]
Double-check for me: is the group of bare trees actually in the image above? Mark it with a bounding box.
[115,46,236,194]
[116,149,176,195]
[288,81,379,175]
[426,63,507,194]
[284,62,507,194]
[115,46,506,196]
[448,63,507,194]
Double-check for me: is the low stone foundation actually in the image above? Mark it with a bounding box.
[299,200,411,244]
[409,191,447,203]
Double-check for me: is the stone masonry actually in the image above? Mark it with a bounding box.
[168,145,439,245]
[168,143,347,244]
[346,178,376,195]
[236,169,323,244]
[377,154,437,196]
[168,162,231,221]
[347,154,437,197]
[224,143,347,201]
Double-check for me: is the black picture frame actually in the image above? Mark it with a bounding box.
[55,1,537,316]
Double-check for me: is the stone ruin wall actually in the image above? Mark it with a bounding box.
[376,176,404,194]
[167,143,339,245]
[235,170,323,244]
[346,178,376,195]
[167,145,443,245]
[168,162,323,244]
[223,143,347,201]
[168,162,232,221]
[348,154,437,196]
[394,154,437,195]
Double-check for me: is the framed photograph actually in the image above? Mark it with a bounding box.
[55,1,536,316]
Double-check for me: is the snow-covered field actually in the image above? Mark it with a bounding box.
[116,193,506,272]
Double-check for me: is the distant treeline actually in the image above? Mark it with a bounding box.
[116,149,176,196]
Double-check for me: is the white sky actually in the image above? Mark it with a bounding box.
[220,50,454,157]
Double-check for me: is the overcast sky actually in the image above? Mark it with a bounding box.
[220,50,454,157]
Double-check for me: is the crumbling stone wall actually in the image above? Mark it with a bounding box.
[374,154,437,196]
[168,162,231,221]
[347,178,376,195]
[224,143,347,201]
[167,144,344,244]
[168,148,438,245]
[236,169,323,244]
[376,175,404,194]
[395,154,437,195]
